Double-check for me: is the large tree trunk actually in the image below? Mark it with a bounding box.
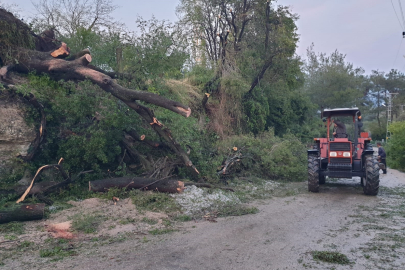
[89,177,185,193]
[0,203,45,224]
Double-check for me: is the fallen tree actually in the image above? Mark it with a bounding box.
[0,7,200,177]
[0,203,45,224]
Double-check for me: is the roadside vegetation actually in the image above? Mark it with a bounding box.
[0,0,405,267]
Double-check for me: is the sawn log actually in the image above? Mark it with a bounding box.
[89,177,185,193]
[0,203,45,224]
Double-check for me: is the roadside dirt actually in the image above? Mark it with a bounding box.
[2,168,405,270]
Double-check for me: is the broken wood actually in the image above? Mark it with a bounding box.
[217,147,244,175]
[89,177,185,193]
[126,129,164,149]
[50,42,70,58]
[12,170,92,205]
[0,203,45,224]
[120,139,153,171]
[202,93,210,113]
[16,158,70,203]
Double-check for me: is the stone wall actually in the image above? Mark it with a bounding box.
[0,95,36,168]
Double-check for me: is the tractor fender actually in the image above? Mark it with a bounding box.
[307,149,319,156]
[362,149,374,157]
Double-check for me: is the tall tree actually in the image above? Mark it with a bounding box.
[31,0,122,36]
[303,45,366,110]
[178,0,306,136]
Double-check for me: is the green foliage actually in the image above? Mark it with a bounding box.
[0,15,35,65]
[16,74,139,175]
[311,251,351,265]
[387,121,405,170]
[122,17,189,83]
[214,130,307,181]
[365,120,386,141]
[243,95,269,135]
[187,65,216,88]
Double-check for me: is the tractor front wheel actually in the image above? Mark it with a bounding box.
[363,155,379,196]
[308,155,320,192]
[319,175,326,185]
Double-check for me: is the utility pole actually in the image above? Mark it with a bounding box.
[386,92,399,141]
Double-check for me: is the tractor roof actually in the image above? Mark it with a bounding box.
[322,107,360,118]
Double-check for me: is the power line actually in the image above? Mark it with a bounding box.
[393,37,404,66]
[391,0,404,30]
[399,0,405,28]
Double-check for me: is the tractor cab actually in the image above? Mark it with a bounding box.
[307,108,379,195]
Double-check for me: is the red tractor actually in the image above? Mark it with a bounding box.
[308,108,379,195]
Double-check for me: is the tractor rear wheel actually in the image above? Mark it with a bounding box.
[363,155,379,196]
[308,155,320,192]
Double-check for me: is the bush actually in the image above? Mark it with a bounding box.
[214,130,307,181]
[366,119,387,141]
[387,121,405,170]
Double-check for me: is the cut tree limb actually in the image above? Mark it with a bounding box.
[50,42,70,58]
[89,177,185,193]
[126,129,164,149]
[0,203,45,224]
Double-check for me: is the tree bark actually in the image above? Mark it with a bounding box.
[120,139,153,171]
[0,204,45,224]
[89,177,185,193]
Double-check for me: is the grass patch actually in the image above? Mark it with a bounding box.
[148,228,176,235]
[218,205,259,217]
[311,251,351,265]
[39,239,77,259]
[130,190,180,213]
[71,214,104,233]
[142,217,158,225]
[39,246,76,258]
[0,222,25,234]
[173,214,192,222]
[119,217,135,225]
[19,240,34,248]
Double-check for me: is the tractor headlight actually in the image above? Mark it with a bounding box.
[330,152,337,157]
[343,152,351,157]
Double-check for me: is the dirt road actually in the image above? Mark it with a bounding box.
[26,168,402,270]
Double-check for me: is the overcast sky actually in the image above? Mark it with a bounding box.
[3,0,404,75]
